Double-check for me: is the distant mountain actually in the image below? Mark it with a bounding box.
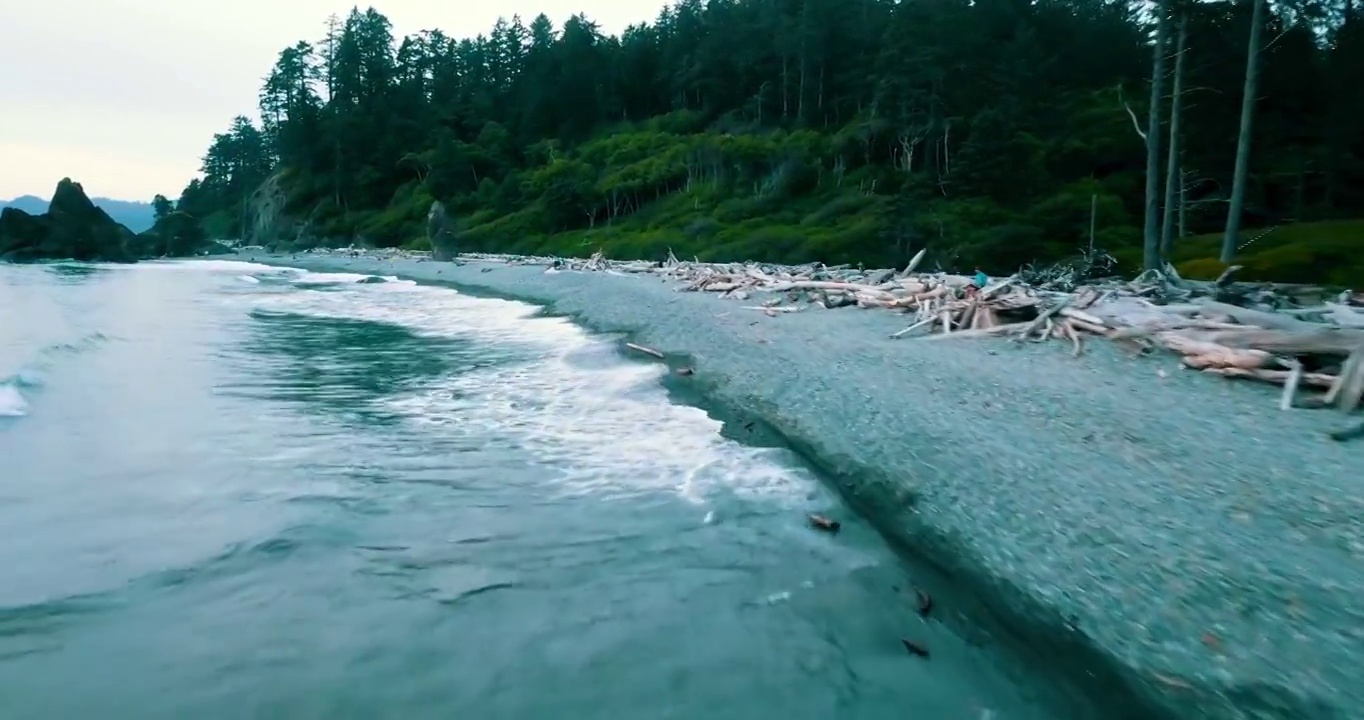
[1,194,155,232]
[1,195,47,215]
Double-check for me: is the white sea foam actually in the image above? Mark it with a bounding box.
[0,382,28,418]
[246,269,815,504]
[289,272,380,285]
[131,259,288,274]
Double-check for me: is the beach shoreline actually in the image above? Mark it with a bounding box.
[235,250,1362,720]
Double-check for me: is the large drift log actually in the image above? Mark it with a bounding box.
[1324,344,1364,412]
[1194,299,1323,333]
[1206,328,1364,356]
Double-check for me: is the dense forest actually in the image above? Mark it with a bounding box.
[171,0,1364,281]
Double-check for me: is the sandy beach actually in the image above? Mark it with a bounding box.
[238,250,1362,720]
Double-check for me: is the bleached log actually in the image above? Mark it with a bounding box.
[891,317,937,338]
[764,280,886,294]
[1324,344,1364,412]
[1280,360,1303,411]
[1321,303,1364,328]
[1057,306,1107,328]
[626,342,665,359]
[975,305,999,330]
[1066,321,1084,356]
[1205,328,1364,356]
[1194,299,1325,333]
[1155,332,1274,369]
[920,321,1031,340]
[1203,366,1337,388]
[913,286,952,302]
[901,248,928,276]
[1013,297,1072,342]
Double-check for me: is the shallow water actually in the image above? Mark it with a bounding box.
[1,259,1086,719]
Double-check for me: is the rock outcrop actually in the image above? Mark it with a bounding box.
[244,171,296,247]
[136,211,230,258]
[0,178,138,262]
[0,178,225,263]
[426,201,458,261]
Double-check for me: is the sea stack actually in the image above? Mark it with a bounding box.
[0,178,138,262]
[427,200,458,262]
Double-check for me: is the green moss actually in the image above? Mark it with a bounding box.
[1174,258,1230,280]
[1168,220,1364,287]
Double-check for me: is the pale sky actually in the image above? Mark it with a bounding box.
[0,0,664,202]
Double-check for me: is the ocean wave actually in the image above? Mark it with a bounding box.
[0,528,314,639]
[38,332,108,357]
[129,259,288,273]
[246,270,816,504]
[267,267,418,287]
[44,263,108,282]
[389,357,812,504]
[0,332,110,420]
[0,593,110,639]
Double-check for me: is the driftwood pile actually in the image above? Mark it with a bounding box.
[576,250,1364,439]
[313,246,1364,439]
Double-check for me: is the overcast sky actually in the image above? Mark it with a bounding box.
[0,0,664,202]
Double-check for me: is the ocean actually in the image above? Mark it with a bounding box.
[0,259,1086,719]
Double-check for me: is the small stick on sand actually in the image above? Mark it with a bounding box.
[891,317,937,338]
[1280,360,1303,411]
[625,342,665,359]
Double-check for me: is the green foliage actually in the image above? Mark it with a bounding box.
[1172,221,1364,287]
[176,0,1364,281]
[151,195,174,223]
[353,182,433,246]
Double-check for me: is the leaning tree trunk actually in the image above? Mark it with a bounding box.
[1161,10,1189,256]
[1142,0,1172,271]
[1220,0,1267,263]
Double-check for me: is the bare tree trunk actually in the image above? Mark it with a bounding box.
[781,56,789,119]
[1161,10,1189,256]
[818,62,825,123]
[1089,193,1098,252]
[1178,168,1188,238]
[324,14,342,210]
[1142,0,1171,270]
[1221,0,1267,263]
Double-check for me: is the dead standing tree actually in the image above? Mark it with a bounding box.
[1221,0,1268,262]
[1161,9,1190,256]
[1142,0,1173,271]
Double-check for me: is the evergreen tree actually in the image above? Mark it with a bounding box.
[177,0,1363,281]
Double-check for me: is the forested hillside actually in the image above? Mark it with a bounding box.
[175,0,1364,278]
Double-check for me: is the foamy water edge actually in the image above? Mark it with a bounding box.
[214,261,816,505]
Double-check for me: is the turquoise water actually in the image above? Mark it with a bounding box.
[1,260,1087,719]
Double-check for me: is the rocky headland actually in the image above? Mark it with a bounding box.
[0,178,227,263]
